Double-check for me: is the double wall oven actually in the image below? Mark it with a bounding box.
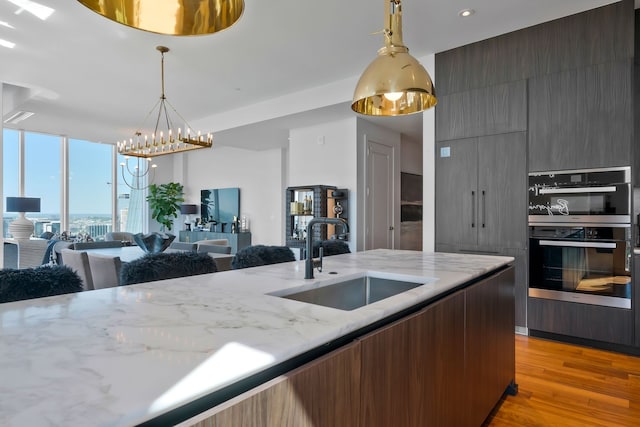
[528,166,632,309]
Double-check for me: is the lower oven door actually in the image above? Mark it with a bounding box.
[529,226,631,309]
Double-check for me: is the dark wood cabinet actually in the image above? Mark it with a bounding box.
[359,267,515,427]
[528,297,634,346]
[191,342,361,427]
[359,292,466,427]
[435,132,527,251]
[465,267,516,427]
[435,80,526,142]
[528,60,632,171]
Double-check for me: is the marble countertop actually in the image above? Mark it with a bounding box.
[0,249,513,427]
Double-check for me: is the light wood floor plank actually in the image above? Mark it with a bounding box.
[485,335,640,427]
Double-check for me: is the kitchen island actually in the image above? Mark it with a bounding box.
[0,249,515,426]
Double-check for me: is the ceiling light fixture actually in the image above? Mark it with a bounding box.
[117,46,213,159]
[3,110,33,124]
[76,0,244,36]
[459,9,475,17]
[351,0,437,116]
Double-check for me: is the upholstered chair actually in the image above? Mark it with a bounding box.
[167,242,197,252]
[0,265,83,303]
[312,240,351,258]
[120,252,217,286]
[105,232,136,244]
[197,244,232,255]
[87,253,123,289]
[231,245,295,269]
[60,249,94,291]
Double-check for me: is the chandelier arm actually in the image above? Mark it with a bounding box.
[164,98,194,133]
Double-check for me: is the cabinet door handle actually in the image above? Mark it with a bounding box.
[471,191,475,228]
[482,190,486,228]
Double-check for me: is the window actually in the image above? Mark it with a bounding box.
[2,129,19,237]
[24,132,60,237]
[69,139,113,241]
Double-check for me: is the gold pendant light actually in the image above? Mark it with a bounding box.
[77,0,244,36]
[352,0,437,116]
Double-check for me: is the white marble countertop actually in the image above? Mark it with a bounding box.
[0,249,512,427]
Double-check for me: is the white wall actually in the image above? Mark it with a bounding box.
[423,54,436,252]
[288,117,358,251]
[154,145,285,245]
[401,134,423,175]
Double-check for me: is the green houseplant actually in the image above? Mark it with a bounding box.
[146,182,184,231]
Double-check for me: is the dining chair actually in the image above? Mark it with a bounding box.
[72,241,124,250]
[61,249,94,291]
[197,244,232,255]
[52,241,74,265]
[195,239,229,247]
[167,241,197,252]
[312,240,351,258]
[105,232,136,245]
[0,265,83,303]
[231,245,295,269]
[86,253,122,289]
[120,252,217,285]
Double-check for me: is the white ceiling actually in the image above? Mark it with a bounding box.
[0,0,622,149]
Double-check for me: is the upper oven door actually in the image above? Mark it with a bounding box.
[528,167,630,224]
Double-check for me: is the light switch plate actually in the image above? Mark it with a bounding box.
[440,146,451,158]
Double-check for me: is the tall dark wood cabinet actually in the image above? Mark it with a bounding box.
[528,60,633,171]
[435,0,635,334]
[435,132,526,326]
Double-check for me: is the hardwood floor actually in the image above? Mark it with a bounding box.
[485,335,640,427]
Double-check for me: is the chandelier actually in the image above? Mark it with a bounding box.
[117,46,213,159]
[120,155,157,190]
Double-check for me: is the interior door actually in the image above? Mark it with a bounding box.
[366,140,394,250]
[435,138,478,248]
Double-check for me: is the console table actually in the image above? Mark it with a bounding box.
[178,231,251,254]
[3,239,49,269]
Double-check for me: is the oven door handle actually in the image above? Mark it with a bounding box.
[538,240,617,249]
[539,186,616,194]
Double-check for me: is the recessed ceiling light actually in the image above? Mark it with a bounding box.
[459,9,475,17]
[3,111,34,124]
[0,39,16,49]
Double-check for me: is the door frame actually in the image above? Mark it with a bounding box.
[358,131,401,251]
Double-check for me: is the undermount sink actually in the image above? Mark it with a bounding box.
[272,272,434,311]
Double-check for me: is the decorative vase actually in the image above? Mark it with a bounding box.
[133,232,176,254]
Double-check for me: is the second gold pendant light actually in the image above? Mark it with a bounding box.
[352,0,437,116]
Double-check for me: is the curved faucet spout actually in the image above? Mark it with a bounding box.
[305,217,349,279]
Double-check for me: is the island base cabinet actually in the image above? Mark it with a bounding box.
[184,342,361,427]
[360,292,466,427]
[465,266,516,426]
[182,267,515,427]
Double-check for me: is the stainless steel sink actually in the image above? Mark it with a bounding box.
[274,273,432,311]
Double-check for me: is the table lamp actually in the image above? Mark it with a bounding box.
[6,197,41,240]
[180,204,197,231]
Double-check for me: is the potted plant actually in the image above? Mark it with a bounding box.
[146,182,184,231]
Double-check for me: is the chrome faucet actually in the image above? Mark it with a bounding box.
[305,217,349,279]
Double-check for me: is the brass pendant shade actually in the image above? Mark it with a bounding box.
[352,0,437,116]
[77,0,244,36]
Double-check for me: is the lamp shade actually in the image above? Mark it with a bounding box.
[6,197,41,213]
[180,204,198,215]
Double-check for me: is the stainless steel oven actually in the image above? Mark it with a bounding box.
[528,166,632,309]
[529,166,630,225]
[529,225,631,308]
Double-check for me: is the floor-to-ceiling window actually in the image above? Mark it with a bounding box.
[1,129,136,240]
[2,129,19,237]
[24,132,61,237]
[69,139,113,240]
